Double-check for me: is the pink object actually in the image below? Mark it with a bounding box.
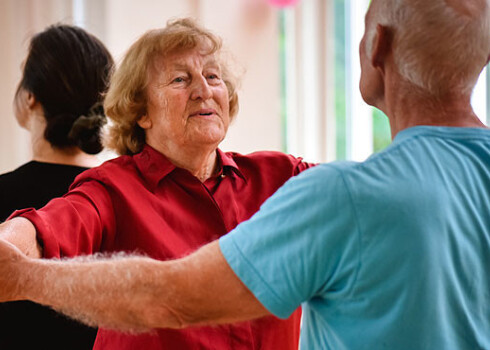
[268,0,300,8]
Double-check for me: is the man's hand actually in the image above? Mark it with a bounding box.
[0,238,29,302]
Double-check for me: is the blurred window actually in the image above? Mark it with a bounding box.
[280,0,489,162]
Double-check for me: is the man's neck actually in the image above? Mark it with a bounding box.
[383,82,487,139]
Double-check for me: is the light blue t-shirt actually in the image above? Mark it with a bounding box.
[220,126,490,350]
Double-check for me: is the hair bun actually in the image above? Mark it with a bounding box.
[44,113,78,148]
[68,103,107,154]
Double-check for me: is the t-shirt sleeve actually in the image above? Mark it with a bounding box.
[219,164,361,319]
[9,180,115,258]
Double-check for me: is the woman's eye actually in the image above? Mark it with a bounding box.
[172,77,185,83]
[207,74,221,82]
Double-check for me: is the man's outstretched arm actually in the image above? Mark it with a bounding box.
[0,238,270,332]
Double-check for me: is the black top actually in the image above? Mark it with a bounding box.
[0,161,97,350]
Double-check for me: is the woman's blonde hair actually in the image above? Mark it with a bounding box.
[104,18,240,155]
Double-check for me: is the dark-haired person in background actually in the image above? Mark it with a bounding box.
[0,24,114,350]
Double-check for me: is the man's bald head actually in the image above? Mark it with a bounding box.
[444,0,486,18]
[365,0,490,96]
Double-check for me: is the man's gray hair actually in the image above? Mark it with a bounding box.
[366,0,490,96]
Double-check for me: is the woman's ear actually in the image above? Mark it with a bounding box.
[16,88,38,110]
[137,114,152,129]
[13,88,38,129]
[26,91,37,109]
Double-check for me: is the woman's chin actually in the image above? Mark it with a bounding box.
[186,125,227,147]
[185,133,224,148]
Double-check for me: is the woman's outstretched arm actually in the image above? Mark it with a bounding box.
[0,218,42,258]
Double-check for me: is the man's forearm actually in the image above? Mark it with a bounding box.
[0,238,183,331]
[0,240,269,332]
[22,254,185,332]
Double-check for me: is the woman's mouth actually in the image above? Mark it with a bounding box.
[190,109,216,118]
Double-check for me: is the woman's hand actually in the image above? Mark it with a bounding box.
[0,238,28,302]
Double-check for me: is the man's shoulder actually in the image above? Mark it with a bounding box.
[287,149,406,201]
[267,161,359,204]
[298,161,361,183]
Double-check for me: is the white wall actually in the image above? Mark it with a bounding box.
[0,0,76,173]
[0,0,283,173]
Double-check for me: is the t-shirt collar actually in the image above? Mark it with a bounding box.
[393,125,490,145]
[134,145,245,191]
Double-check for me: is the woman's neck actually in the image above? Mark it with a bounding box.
[169,149,218,182]
[20,102,100,168]
[146,135,219,182]
[150,141,219,182]
[30,123,100,168]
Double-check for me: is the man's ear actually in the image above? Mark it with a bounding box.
[371,24,392,72]
[137,114,152,130]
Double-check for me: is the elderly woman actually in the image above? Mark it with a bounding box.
[0,18,312,349]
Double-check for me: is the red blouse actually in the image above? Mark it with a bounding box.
[13,145,314,350]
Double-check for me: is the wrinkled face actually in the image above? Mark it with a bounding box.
[138,47,230,154]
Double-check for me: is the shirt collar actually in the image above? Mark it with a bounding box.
[133,145,177,191]
[216,148,246,181]
[134,145,246,191]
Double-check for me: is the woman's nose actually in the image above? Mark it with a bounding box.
[190,76,212,100]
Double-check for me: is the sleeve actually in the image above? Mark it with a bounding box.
[219,164,361,319]
[9,180,116,258]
